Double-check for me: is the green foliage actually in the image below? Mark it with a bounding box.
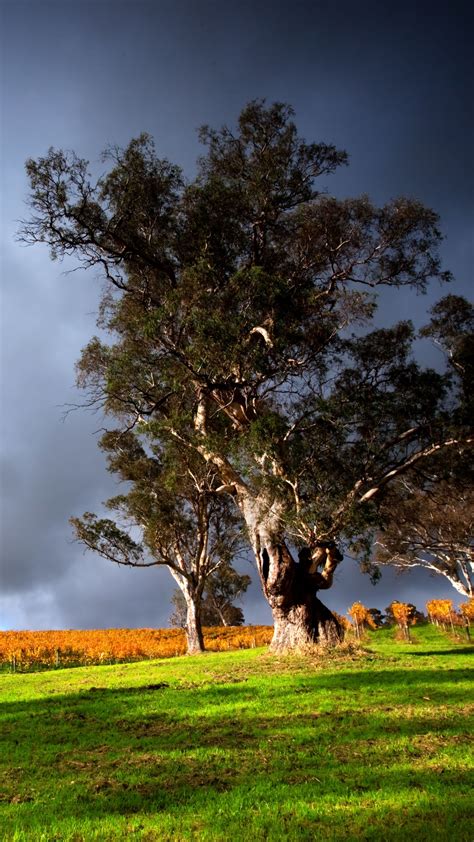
[72,433,243,576]
[70,512,144,567]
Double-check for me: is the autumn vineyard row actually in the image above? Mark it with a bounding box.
[0,626,273,671]
[1,599,472,671]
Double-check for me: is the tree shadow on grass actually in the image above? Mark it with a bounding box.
[2,665,473,717]
[1,666,472,838]
[409,648,473,656]
[2,708,472,841]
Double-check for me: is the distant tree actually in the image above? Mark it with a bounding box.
[169,590,243,628]
[376,296,473,597]
[201,561,251,625]
[367,608,385,628]
[71,436,243,654]
[376,478,473,597]
[22,101,472,651]
[170,562,251,628]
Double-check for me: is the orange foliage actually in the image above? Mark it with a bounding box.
[0,626,273,672]
[387,601,418,641]
[425,598,471,634]
[333,611,352,632]
[459,599,474,624]
[347,602,377,636]
[390,601,417,628]
[426,599,455,626]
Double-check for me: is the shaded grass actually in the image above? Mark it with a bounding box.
[0,625,472,840]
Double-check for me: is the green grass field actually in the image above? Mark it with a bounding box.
[0,624,472,841]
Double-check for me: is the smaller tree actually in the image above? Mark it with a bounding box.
[375,296,473,597]
[71,433,244,654]
[376,477,474,598]
[200,561,251,626]
[385,602,424,625]
[459,599,474,626]
[170,561,251,628]
[367,608,386,628]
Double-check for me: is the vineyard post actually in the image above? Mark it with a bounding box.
[11,655,16,673]
[55,648,60,668]
[449,610,455,635]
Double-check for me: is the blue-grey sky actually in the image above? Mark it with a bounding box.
[1,0,472,630]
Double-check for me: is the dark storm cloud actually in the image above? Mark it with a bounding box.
[0,257,114,624]
[1,0,472,629]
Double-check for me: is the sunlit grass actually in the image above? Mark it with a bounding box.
[0,625,472,840]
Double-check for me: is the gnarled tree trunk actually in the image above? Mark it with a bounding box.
[265,559,344,651]
[271,597,343,651]
[195,419,344,652]
[241,497,344,652]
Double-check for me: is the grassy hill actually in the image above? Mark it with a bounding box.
[0,625,472,841]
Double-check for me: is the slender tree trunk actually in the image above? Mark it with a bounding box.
[169,568,206,655]
[208,596,229,626]
[184,592,205,654]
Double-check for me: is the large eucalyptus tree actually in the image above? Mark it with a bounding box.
[22,101,471,650]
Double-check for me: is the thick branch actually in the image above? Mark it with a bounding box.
[359,438,473,503]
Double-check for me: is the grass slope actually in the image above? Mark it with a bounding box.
[0,625,472,841]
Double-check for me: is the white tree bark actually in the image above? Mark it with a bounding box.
[169,569,205,654]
